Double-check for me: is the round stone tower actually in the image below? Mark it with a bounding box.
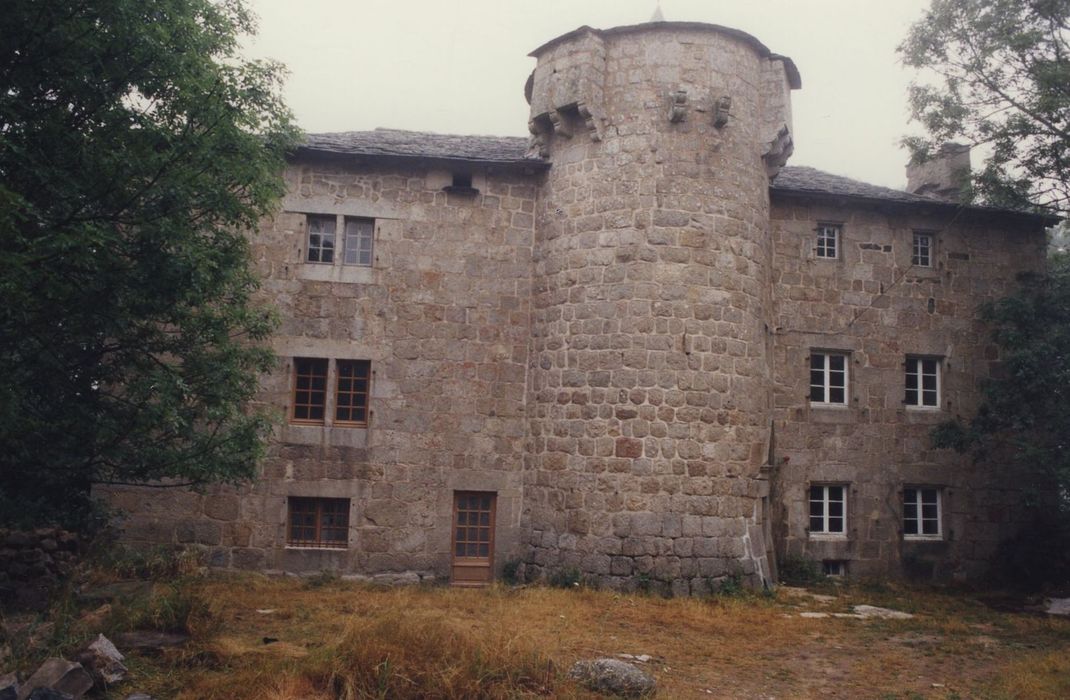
[521,22,800,593]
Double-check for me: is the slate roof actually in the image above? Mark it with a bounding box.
[772,166,936,205]
[299,128,537,166]
[296,129,1054,224]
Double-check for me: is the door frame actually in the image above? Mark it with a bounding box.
[449,490,497,587]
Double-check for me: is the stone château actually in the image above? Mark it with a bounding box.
[103,21,1053,591]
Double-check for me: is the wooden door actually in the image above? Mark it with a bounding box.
[450,491,496,586]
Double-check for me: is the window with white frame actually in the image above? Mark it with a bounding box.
[306,215,336,263]
[816,224,840,259]
[912,232,933,267]
[810,352,848,405]
[304,214,375,267]
[903,487,942,538]
[905,356,940,408]
[809,484,847,536]
[343,217,374,266]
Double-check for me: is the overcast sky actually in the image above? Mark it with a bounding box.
[243,0,934,189]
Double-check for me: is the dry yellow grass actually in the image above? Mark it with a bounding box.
[98,575,1070,699]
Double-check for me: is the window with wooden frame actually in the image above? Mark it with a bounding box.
[342,217,374,267]
[815,224,841,259]
[912,231,934,267]
[809,484,847,536]
[810,351,848,406]
[903,487,942,539]
[335,359,371,426]
[287,497,350,548]
[905,356,940,408]
[306,215,336,263]
[292,357,328,423]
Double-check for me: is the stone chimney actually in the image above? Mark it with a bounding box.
[906,142,971,202]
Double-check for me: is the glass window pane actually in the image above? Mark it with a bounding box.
[810,516,824,532]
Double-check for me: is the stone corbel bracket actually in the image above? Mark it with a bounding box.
[713,96,731,129]
[668,89,688,123]
[762,125,794,178]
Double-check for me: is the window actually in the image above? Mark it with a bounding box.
[905,356,940,408]
[292,357,328,423]
[810,352,848,405]
[343,217,374,267]
[287,497,349,548]
[822,560,847,577]
[912,232,933,267]
[816,224,840,259]
[291,358,371,427]
[304,214,375,267]
[335,360,370,426]
[809,484,847,536]
[903,487,941,539]
[307,215,336,263]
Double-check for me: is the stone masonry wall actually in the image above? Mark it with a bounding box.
[769,196,1046,581]
[104,161,537,580]
[522,25,794,594]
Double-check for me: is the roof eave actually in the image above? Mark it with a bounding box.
[771,187,1060,228]
[291,147,551,173]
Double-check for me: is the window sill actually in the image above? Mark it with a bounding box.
[808,533,848,540]
[279,423,368,448]
[296,264,375,284]
[285,545,348,551]
[903,535,943,542]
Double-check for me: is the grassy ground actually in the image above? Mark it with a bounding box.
[5,570,1070,699]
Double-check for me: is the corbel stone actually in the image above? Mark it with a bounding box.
[713,96,732,129]
[548,109,572,138]
[527,119,549,158]
[667,89,688,123]
[762,124,794,178]
[577,102,604,141]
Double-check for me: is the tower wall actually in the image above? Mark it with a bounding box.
[522,23,797,592]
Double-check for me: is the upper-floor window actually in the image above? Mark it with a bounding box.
[305,214,374,267]
[903,487,942,539]
[810,351,848,406]
[912,232,933,267]
[809,484,847,536]
[335,359,371,426]
[291,357,371,427]
[905,356,940,408]
[307,215,336,263]
[343,217,374,266]
[292,357,328,423]
[816,224,840,259]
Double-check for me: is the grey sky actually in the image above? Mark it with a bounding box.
[243,0,933,189]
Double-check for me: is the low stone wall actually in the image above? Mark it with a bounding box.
[0,528,81,610]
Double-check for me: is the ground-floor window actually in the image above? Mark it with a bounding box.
[287,497,350,548]
[809,484,847,536]
[903,487,942,539]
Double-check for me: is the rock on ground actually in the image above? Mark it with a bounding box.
[852,605,914,620]
[77,634,127,685]
[17,658,91,700]
[1,672,17,700]
[568,658,656,698]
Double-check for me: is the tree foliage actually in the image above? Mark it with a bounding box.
[0,0,298,526]
[932,254,1070,584]
[901,0,1070,212]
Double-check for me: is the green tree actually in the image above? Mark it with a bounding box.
[931,254,1070,585]
[0,0,298,527]
[900,0,1070,212]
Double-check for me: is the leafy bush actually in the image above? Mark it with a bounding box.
[501,559,523,585]
[547,568,582,589]
[778,555,827,586]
